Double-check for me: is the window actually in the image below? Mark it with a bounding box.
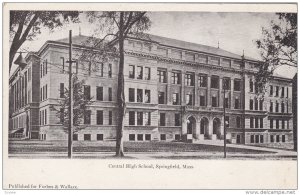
[108,88,112,101]
[224,97,229,108]
[260,135,264,143]
[158,92,165,104]
[250,117,254,128]
[223,78,230,90]
[144,67,150,80]
[270,135,274,143]
[96,87,103,101]
[212,96,218,107]
[84,85,91,100]
[255,83,259,94]
[275,102,279,112]
[108,63,112,78]
[250,99,253,110]
[276,135,280,142]
[270,119,273,129]
[286,87,289,98]
[99,62,104,77]
[172,93,180,105]
[270,101,273,112]
[60,108,64,124]
[275,86,279,97]
[160,134,166,141]
[175,134,181,141]
[137,134,143,141]
[97,134,103,141]
[185,73,194,86]
[160,113,166,126]
[145,134,151,141]
[84,134,91,141]
[73,134,78,141]
[137,89,143,102]
[97,110,103,125]
[137,112,143,125]
[225,116,229,128]
[211,76,219,89]
[281,87,284,97]
[282,120,285,129]
[255,98,258,110]
[236,116,241,128]
[259,100,263,111]
[40,63,43,78]
[235,98,240,109]
[145,112,151,126]
[234,79,241,91]
[255,118,259,128]
[60,57,65,73]
[281,102,285,113]
[44,109,47,125]
[129,111,135,125]
[276,119,279,129]
[255,135,259,143]
[269,85,273,96]
[199,74,207,87]
[282,135,286,142]
[200,95,206,106]
[186,94,193,105]
[145,90,150,103]
[171,72,180,84]
[109,111,112,125]
[60,83,64,98]
[84,110,91,125]
[88,61,91,75]
[137,66,143,79]
[250,79,253,92]
[250,135,254,143]
[260,118,263,128]
[129,65,135,78]
[157,69,167,83]
[129,88,135,102]
[129,134,135,141]
[175,113,181,126]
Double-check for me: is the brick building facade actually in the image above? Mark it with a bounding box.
[9,34,294,146]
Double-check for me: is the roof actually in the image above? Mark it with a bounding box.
[139,34,259,61]
[53,34,259,62]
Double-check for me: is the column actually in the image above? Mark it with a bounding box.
[219,78,223,107]
[195,120,200,139]
[231,78,235,110]
[181,72,186,105]
[194,74,198,106]
[181,117,187,141]
[208,116,213,140]
[207,75,211,107]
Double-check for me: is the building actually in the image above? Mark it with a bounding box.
[8,34,294,147]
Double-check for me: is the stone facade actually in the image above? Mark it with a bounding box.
[9,34,294,147]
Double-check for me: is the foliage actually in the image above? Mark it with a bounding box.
[9,11,80,72]
[83,11,151,156]
[51,75,93,133]
[255,13,297,94]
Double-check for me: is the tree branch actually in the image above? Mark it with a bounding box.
[123,12,146,37]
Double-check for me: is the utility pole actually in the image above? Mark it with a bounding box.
[67,30,73,158]
[223,81,227,158]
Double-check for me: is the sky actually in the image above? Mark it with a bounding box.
[12,11,297,77]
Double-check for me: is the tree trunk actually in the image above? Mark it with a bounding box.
[9,46,18,72]
[115,12,125,157]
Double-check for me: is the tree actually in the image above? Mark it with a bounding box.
[255,13,297,93]
[51,75,92,135]
[9,11,80,72]
[85,11,151,156]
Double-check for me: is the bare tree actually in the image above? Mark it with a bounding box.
[84,11,151,156]
[9,11,80,72]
